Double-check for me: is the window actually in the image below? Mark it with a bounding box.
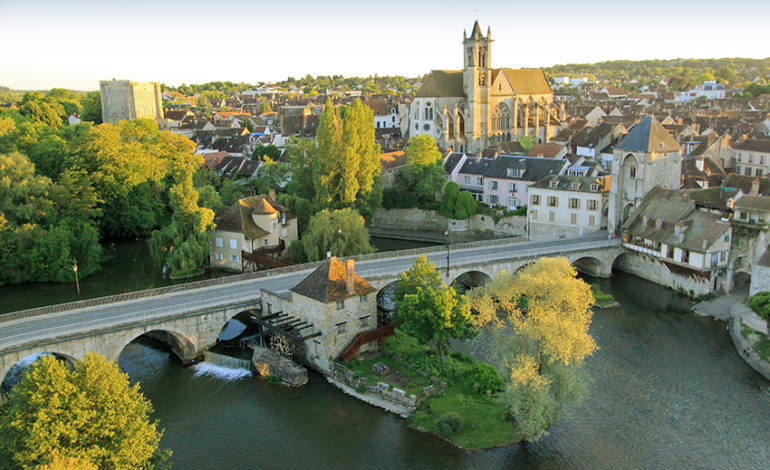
[667,245,674,258]
[629,166,637,178]
[415,123,419,130]
[464,175,470,184]
[549,180,559,188]
[681,250,690,264]
[570,213,577,224]
[720,251,727,261]
[272,220,277,231]
[282,228,288,237]
[264,239,269,246]
[588,200,598,211]
[489,195,499,204]
[359,316,370,328]
[508,197,518,207]
[266,303,272,314]
[711,253,719,267]
[215,237,223,248]
[490,181,498,190]
[230,254,239,262]
[549,211,555,222]
[531,195,540,205]
[761,155,765,165]
[547,196,558,207]
[590,183,599,192]
[229,239,238,250]
[569,198,580,209]
[571,182,581,190]
[749,154,754,163]
[477,177,483,185]
[336,301,345,310]
[336,322,347,334]
[359,294,367,303]
[589,215,596,226]
[738,153,743,162]
[423,123,431,131]
[757,169,764,177]
[736,166,741,174]
[531,210,538,220]
[216,253,224,261]
[745,167,752,176]
[508,182,516,192]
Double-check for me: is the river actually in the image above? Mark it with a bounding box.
[4,240,770,468]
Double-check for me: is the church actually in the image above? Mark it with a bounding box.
[410,22,562,153]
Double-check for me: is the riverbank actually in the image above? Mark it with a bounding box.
[729,304,770,381]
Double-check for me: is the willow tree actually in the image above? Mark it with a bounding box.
[149,147,214,277]
[468,257,596,440]
[300,208,374,262]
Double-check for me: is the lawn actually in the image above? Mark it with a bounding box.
[345,329,520,449]
[740,319,770,361]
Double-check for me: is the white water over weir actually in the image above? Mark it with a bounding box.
[204,351,252,371]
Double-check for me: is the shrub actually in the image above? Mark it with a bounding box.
[436,412,464,436]
[464,362,504,395]
[748,291,770,321]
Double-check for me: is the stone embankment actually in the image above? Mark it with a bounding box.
[328,362,418,417]
[728,304,770,381]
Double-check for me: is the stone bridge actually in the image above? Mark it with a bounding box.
[0,234,622,386]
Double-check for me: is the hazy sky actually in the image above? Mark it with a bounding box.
[1,0,767,90]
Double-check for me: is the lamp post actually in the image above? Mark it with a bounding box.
[73,258,81,300]
[444,230,450,279]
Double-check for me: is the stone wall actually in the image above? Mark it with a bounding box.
[372,208,526,237]
[614,250,712,296]
[331,362,419,412]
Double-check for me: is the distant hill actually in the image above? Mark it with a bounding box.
[543,57,770,91]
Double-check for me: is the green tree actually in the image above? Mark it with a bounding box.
[406,134,442,165]
[394,254,443,306]
[149,152,215,277]
[19,92,65,128]
[468,257,597,439]
[396,257,476,362]
[439,182,477,219]
[196,184,223,213]
[79,91,102,124]
[251,144,281,161]
[301,208,374,261]
[518,136,536,152]
[0,353,167,470]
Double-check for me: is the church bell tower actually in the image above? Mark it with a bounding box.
[463,21,492,151]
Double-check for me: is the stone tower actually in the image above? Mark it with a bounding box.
[99,79,163,124]
[462,21,492,151]
[608,115,682,232]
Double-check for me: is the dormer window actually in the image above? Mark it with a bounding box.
[590,183,599,192]
[549,180,559,189]
[571,182,581,190]
[674,224,680,235]
[642,215,649,227]
[655,218,664,229]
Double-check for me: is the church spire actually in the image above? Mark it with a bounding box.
[469,20,483,39]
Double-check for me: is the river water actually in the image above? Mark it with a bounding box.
[4,240,770,468]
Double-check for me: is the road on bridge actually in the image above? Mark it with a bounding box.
[0,233,618,354]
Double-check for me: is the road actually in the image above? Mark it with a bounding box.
[0,233,617,352]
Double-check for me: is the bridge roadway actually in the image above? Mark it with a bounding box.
[0,233,619,358]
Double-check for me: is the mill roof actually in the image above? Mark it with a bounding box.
[616,115,680,153]
[290,257,376,303]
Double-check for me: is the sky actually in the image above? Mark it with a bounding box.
[0,0,768,91]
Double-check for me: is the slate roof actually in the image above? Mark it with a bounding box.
[733,139,770,153]
[686,187,740,210]
[616,115,680,153]
[529,174,608,193]
[416,70,465,98]
[624,187,730,253]
[722,174,770,195]
[290,257,376,303]
[444,153,465,173]
[458,155,566,181]
[573,123,613,148]
[734,195,770,213]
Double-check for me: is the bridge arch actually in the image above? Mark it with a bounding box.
[572,256,608,278]
[452,270,492,294]
[2,352,78,396]
[113,329,199,366]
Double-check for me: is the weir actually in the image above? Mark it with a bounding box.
[203,351,252,371]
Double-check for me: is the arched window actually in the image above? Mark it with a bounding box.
[629,166,636,178]
[492,103,511,132]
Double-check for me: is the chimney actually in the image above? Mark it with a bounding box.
[750,179,760,196]
[345,259,355,295]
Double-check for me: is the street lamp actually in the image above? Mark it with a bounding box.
[444,230,450,279]
[73,258,81,300]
